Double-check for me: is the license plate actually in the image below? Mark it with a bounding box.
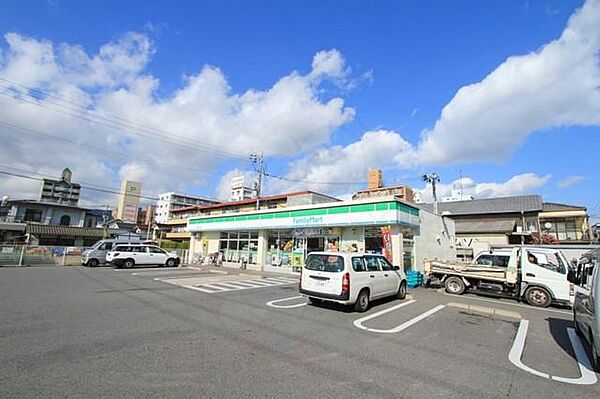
[316,280,326,287]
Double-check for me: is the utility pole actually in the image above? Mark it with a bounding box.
[422,172,440,214]
[249,151,265,210]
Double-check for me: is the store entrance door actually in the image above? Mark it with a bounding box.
[307,237,324,253]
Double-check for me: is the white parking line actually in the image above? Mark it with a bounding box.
[508,320,550,379]
[266,295,308,309]
[508,319,597,385]
[437,289,572,316]
[353,300,445,334]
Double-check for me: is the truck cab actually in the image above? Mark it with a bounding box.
[519,247,573,307]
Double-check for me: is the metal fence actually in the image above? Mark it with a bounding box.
[0,244,85,266]
[0,244,190,266]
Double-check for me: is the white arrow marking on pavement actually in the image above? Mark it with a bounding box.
[266,295,307,308]
[508,319,597,385]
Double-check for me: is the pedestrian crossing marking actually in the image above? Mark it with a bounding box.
[156,276,297,294]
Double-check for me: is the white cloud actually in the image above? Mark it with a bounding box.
[0,32,355,204]
[417,173,552,203]
[310,49,349,80]
[416,0,600,164]
[268,129,417,194]
[557,175,586,189]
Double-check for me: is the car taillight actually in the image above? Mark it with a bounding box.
[569,282,574,296]
[298,268,302,288]
[342,272,350,293]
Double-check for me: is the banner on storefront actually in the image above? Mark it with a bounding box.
[381,225,393,261]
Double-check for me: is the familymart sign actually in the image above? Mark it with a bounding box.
[188,201,419,232]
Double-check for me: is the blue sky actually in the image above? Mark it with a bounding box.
[0,0,598,218]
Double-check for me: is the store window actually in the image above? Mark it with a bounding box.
[218,231,259,264]
[267,231,294,267]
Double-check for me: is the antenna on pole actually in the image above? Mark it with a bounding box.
[422,172,440,214]
[459,168,463,201]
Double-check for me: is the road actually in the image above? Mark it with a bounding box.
[1,265,598,398]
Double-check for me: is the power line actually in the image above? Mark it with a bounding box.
[0,120,221,177]
[0,78,250,160]
[0,168,159,201]
[0,80,250,161]
[265,172,368,186]
[0,78,427,189]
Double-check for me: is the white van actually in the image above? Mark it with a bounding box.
[106,244,180,268]
[82,238,143,267]
[299,251,408,312]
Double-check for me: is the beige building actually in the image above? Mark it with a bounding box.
[116,180,142,223]
[352,169,416,203]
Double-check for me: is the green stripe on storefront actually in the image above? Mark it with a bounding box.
[189,201,419,225]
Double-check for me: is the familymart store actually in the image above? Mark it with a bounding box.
[187,197,421,273]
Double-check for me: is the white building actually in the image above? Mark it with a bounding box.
[442,188,474,203]
[155,192,218,224]
[230,175,256,202]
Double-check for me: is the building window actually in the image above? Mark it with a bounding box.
[544,218,579,241]
[24,209,43,223]
[59,215,71,226]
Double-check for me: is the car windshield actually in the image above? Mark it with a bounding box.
[304,254,345,273]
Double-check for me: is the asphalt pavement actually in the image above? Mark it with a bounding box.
[1,265,598,398]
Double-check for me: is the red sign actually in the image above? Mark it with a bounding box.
[381,226,393,261]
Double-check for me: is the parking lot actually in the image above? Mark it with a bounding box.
[1,265,598,398]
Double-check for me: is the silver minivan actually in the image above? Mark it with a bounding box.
[82,238,143,267]
[573,248,600,369]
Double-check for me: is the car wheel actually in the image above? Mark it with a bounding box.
[124,259,135,269]
[166,258,176,268]
[354,289,370,312]
[524,286,551,308]
[397,281,407,300]
[87,258,99,268]
[445,276,465,295]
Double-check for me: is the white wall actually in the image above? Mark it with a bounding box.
[413,209,456,271]
[456,234,509,255]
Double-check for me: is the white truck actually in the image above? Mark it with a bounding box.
[423,246,574,308]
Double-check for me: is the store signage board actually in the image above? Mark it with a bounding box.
[188,201,419,232]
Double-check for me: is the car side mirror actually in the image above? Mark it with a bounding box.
[393,266,400,271]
